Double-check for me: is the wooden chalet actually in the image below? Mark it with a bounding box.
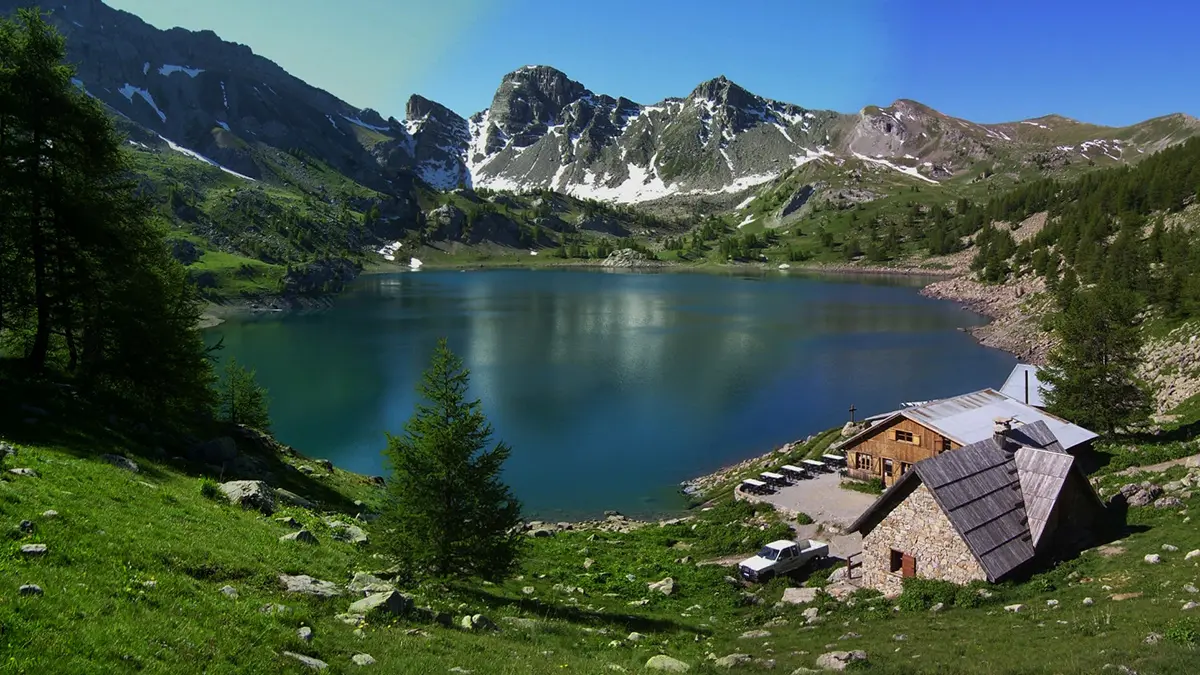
[847,420,1107,595]
[839,389,1097,488]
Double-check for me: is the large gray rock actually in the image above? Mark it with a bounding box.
[19,584,43,596]
[460,614,496,632]
[648,577,676,596]
[282,651,328,671]
[280,530,318,544]
[351,653,376,666]
[279,574,342,598]
[219,480,275,514]
[330,522,369,546]
[814,650,867,671]
[101,454,139,473]
[274,488,315,510]
[20,544,47,556]
[347,591,412,617]
[644,655,691,672]
[714,653,752,668]
[8,468,38,478]
[347,573,396,595]
[781,587,820,605]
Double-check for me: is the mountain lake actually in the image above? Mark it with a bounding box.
[205,268,1015,520]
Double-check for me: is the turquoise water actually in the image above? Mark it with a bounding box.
[206,269,1014,520]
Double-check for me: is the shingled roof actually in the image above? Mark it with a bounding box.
[849,427,1097,582]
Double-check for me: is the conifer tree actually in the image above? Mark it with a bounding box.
[1042,284,1150,434]
[381,339,522,581]
[219,358,271,430]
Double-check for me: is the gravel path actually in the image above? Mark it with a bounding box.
[758,472,879,531]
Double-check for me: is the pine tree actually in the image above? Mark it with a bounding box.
[218,358,271,430]
[381,339,523,581]
[1042,285,1150,434]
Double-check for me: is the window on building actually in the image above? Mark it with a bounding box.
[941,438,953,452]
[894,430,914,443]
[900,462,912,475]
[889,549,904,573]
[855,453,872,471]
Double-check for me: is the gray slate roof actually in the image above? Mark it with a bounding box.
[1000,364,1050,408]
[850,427,1097,582]
[843,389,1096,454]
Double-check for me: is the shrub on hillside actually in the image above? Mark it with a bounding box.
[897,577,961,611]
[198,477,224,501]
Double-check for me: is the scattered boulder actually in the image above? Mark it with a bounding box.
[101,454,139,473]
[1111,592,1143,601]
[739,630,771,639]
[316,459,334,472]
[521,586,535,595]
[0,441,16,459]
[814,650,867,671]
[351,653,376,666]
[1083,597,1095,606]
[280,530,318,544]
[276,517,302,529]
[1185,584,1198,594]
[1046,599,1059,608]
[8,468,38,478]
[279,574,342,598]
[1143,632,1163,645]
[1126,490,1156,507]
[19,584,43,596]
[297,626,313,642]
[1183,602,1199,611]
[1144,554,1162,564]
[347,573,396,595]
[274,488,315,510]
[260,603,291,615]
[282,651,328,671]
[460,614,496,632]
[648,577,676,596]
[219,585,238,598]
[1004,604,1024,613]
[18,520,33,533]
[1163,544,1179,552]
[781,587,820,605]
[929,602,945,613]
[627,632,645,642]
[714,653,752,668]
[645,655,691,672]
[218,480,276,514]
[41,510,57,519]
[348,591,412,617]
[330,523,369,546]
[1186,550,1200,561]
[1154,497,1183,509]
[20,544,47,556]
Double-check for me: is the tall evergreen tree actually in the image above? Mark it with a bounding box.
[219,358,271,430]
[381,339,523,581]
[1042,285,1151,434]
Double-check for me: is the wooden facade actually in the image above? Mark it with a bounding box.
[844,417,962,486]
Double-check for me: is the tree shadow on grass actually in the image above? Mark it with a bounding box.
[452,585,711,637]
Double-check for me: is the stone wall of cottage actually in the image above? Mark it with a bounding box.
[861,483,987,595]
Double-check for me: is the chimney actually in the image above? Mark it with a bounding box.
[993,417,1013,448]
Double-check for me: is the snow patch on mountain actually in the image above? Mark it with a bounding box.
[735,195,756,210]
[118,84,166,122]
[159,64,204,78]
[852,151,938,184]
[216,121,230,131]
[340,114,391,133]
[158,135,255,181]
[220,81,228,109]
[142,62,149,75]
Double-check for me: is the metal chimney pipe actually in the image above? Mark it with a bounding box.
[1025,369,1029,405]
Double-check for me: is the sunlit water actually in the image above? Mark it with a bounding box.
[206,269,1014,519]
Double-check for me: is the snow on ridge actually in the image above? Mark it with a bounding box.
[325,114,341,132]
[852,151,938,184]
[340,114,391,133]
[737,213,755,229]
[158,64,204,78]
[220,82,228,109]
[118,83,166,123]
[719,148,734,172]
[1021,121,1050,129]
[157,134,255,181]
[735,195,756,210]
[216,121,230,131]
[142,62,150,75]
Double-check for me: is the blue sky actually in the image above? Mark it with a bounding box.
[106,0,1199,126]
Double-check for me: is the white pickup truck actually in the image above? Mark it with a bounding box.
[738,539,829,582]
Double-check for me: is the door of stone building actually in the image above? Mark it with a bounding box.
[900,553,915,578]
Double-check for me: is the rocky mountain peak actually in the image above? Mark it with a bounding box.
[489,65,590,137]
[406,94,464,127]
[689,75,753,109]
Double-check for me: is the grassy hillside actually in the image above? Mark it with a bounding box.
[5,379,1200,674]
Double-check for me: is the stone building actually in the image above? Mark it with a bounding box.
[841,389,1096,487]
[848,419,1107,595]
